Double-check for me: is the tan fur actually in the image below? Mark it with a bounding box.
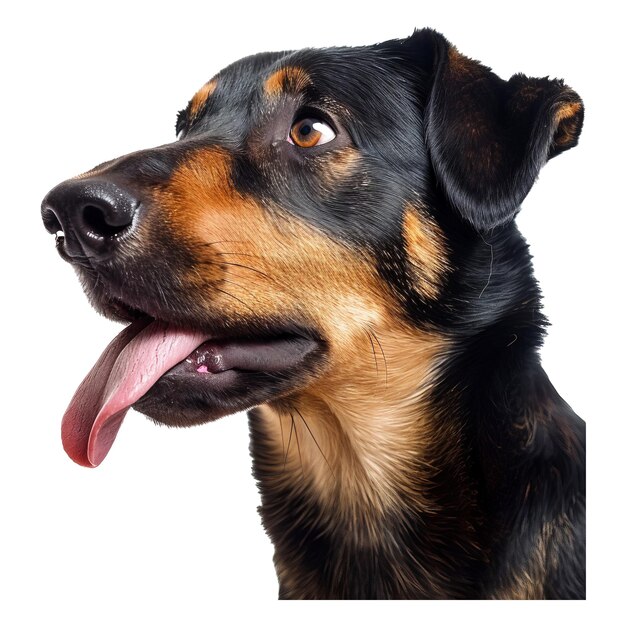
[403,204,449,299]
[492,571,544,600]
[448,46,481,78]
[149,147,452,525]
[189,79,217,120]
[316,146,361,187]
[264,66,311,96]
[69,150,453,529]
[257,325,449,521]
[553,100,582,148]
[491,512,575,600]
[150,146,389,326]
[554,101,582,125]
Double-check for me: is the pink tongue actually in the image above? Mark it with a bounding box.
[61,319,211,468]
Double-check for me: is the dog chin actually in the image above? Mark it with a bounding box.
[132,368,252,428]
[131,349,322,428]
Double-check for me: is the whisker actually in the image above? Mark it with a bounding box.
[278,411,285,462]
[283,416,295,473]
[294,407,335,480]
[221,261,272,280]
[216,252,261,259]
[368,327,388,387]
[291,411,304,478]
[221,277,261,300]
[197,256,285,295]
[213,287,256,315]
[479,233,494,299]
[365,329,379,377]
[198,258,273,284]
[200,240,250,248]
[197,241,262,259]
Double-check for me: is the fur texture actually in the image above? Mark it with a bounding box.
[42,29,586,599]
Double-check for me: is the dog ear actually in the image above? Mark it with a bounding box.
[408,29,584,231]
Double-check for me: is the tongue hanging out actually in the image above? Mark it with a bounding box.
[61,319,211,467]
[61,316,318,468]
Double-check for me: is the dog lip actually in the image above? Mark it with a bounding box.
[72,286,324,433]
[177,334,318,375]
[132,331,321,429]
[85,280,323,347]
[99,291,322,363]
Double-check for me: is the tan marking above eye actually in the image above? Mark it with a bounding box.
[264,66,311,96]
[189,79,217,120]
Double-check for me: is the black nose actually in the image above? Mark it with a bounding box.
[41,179,139,261]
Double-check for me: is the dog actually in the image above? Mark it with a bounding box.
[41,28,586,599]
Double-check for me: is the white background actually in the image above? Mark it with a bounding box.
[1,0,623,623]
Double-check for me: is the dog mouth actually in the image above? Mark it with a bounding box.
[61,312,321,468]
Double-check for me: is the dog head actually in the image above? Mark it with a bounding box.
[41,29,583,467]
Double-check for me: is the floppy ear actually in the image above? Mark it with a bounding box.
[409,29,584,231]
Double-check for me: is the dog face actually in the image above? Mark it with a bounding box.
[41,29,583,468]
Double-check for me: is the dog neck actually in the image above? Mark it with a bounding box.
[247,226,564,598]
[257,328,448,511]
[249,323,486,598]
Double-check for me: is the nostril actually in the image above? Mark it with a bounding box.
[82,204,131,239]
[42,206,63,235]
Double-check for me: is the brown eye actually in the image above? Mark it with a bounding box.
[289,118,336,148]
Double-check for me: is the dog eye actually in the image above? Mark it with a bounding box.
[289,118,336,148]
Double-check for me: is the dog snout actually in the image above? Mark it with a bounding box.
[41,178,139,261]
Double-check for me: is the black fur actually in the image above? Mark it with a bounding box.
[42,28,585,599]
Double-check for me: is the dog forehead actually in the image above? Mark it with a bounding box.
[192,43,414,117]
[181,43,422,159]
